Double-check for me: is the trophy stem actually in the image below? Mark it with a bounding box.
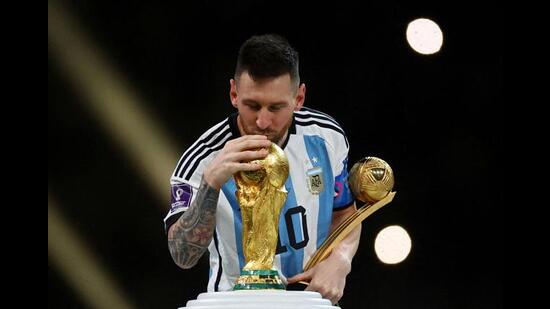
[304,191,396,271]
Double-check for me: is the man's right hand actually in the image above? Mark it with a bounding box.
[203,135,272,190]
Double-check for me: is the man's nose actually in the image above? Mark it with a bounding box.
[256,109,271,130]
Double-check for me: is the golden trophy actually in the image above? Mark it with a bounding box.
[233,142,289,290]
[303,156,396,272]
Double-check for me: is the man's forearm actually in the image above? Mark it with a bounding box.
[330,224,361,268]
[329,204,361,268]
[168,177,219,269]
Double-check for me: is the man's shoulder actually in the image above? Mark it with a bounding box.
[185,112,241,150]
[294,107,348,146]
[295,107,340,122]
[172,115,235,182]
[193,116,234,143]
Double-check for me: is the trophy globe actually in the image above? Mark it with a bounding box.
[348,156,394,204]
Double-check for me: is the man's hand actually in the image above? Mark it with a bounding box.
[203,135,272,189]
[288,205,360,305]
[287,251,351,305]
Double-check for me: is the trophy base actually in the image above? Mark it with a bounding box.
[233,269,285,290]
[180,290,339,308]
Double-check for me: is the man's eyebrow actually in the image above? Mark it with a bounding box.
[242,99,288,107]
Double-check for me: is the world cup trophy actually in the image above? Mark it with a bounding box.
[303,156,396,272]
[232,142,289,290]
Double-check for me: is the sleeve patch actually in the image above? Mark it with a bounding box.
[170,183,193,213]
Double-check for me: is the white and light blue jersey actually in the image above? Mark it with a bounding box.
[164,107,354,292]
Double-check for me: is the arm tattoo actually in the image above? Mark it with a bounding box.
[168,177,220,269]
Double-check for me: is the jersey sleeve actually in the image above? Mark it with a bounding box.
[333,158,354,210]
[163,176,199,233]
[162,118,232,233]
[330,127,354,210]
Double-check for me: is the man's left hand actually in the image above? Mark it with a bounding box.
[287,251,351,305]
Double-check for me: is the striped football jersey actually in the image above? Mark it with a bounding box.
[164,107,354,291]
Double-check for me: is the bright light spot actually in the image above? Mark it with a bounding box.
[406,18,443,55]
[375,225,412,264]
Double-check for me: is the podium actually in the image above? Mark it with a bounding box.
[179,290,339,309]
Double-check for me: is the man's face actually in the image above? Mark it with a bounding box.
[230,72,305,145]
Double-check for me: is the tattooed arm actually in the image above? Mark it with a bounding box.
[167,177,220,269]
[167,135,271,269]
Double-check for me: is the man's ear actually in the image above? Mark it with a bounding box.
[230,79,238,108]
[294,83,306,111]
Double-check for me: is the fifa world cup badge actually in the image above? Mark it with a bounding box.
[306,166,324,194]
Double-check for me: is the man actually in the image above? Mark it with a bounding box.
[165,34,360,305]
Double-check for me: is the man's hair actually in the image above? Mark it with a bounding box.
[235,34,300,86]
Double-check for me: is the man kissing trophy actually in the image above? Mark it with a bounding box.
[182,147,395,309]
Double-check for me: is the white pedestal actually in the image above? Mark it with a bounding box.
[179,290,339,308]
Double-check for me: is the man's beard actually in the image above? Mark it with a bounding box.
[253,130,283,144]
[238,116,290,146]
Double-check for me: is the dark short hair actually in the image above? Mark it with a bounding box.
[235,34,300,86]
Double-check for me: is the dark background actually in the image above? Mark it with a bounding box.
[49,0,502,308]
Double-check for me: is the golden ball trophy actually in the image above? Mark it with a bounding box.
[233,142,289,290]
[303,156,396,272]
